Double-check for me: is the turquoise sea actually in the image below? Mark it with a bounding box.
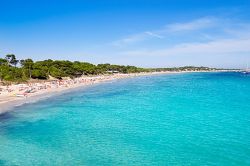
[0,72,250,165]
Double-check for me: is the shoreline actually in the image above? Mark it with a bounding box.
[0,72,172,114]
[0,70,227,114]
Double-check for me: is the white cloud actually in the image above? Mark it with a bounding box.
[111,31,165,46]
[120,38,250,56]
[111,17,218,46]
[111,33,147,46]
[165,17,216,32]
[109,17,250,68]
[145,31,164,38]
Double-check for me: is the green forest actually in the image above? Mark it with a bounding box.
[0,54,148,82]
[0,54,215,82]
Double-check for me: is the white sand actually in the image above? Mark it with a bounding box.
[0,70,225,114]
[0,72,172,114]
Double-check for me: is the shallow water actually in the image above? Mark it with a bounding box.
[0,72,250,165]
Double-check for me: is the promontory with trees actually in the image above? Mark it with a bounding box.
[0,54,217,83]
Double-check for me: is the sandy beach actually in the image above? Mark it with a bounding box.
[0,72,173,114]
[0,70,227,114]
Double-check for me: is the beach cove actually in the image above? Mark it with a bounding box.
[2,0,250,165]
[0,70,232,114]
[0,72,249,165]
[0,72,174,113]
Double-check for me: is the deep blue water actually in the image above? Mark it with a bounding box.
[0,72,250,166]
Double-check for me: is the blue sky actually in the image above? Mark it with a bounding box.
[1,0,250,68]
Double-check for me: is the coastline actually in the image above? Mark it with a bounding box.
[0,72,171,114]
[0,70,227,114]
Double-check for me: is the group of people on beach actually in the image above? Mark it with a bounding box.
[0,73,149,98]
